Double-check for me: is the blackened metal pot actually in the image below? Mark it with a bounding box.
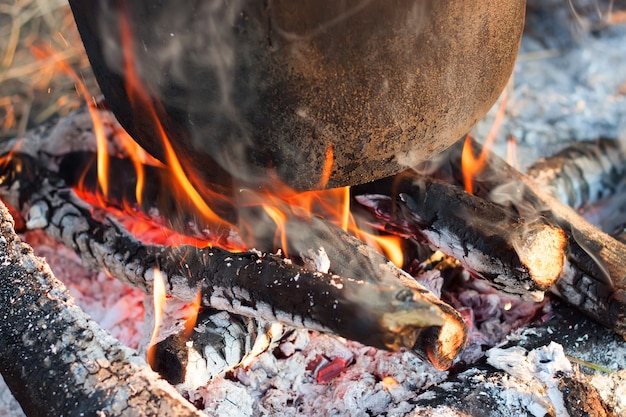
[69,0,525,191]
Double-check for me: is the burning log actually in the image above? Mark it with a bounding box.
[458,138,626,336]
[356,179,568,300]
[396,138,626,336]
[0,152,467,370]
[0,200,204,417]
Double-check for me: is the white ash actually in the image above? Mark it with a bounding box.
[486,342,572,416]
[589,370,626,416]
[187,330,448,417]
[0,375,24,417]
[301,247,331,274]
[23,229,146,348]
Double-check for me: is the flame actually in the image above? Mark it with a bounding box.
[182,290,202,339]
[32,8,404,271]
[361,233,404,268]
[506,135,519,170]
[461,91,508,194]
[31,45,111,198]
[111,7,399,261]
[147,268,167,368]
[146,271,199,369]
[317,145,334,189]
[117,9,236,233]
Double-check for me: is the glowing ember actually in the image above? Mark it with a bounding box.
[31,44,110,198]
[381,376,399,390]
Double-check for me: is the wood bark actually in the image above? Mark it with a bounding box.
[0,200,204,417]
[526,138,626,214]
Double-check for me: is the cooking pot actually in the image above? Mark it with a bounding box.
[69,0,525,191]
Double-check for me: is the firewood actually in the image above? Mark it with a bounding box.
[526,138,626,235]
[526,138,626,212]
[433,138,626,336]
[0,153,466,370]
[61,149,467,369]
[0,200,204,417]
[356,179,568,300]
[283,215,467,369]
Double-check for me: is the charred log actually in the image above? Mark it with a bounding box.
[151,307,281,389]
[0,153,466,370]
[356,179,567,300]
[526,138,626,237]
[430,138,626,336]
[0,200,204,417]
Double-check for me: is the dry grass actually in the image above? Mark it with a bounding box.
[0,0,97,142]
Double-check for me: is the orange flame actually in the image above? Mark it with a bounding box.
[30,44,110,198]
[34,9,404,271]
[362,233,404,268]
[147,268,167,368]
[317,145,334,189]
[461,91,508,194]
[506,135,519,170]
[182,291,202,339]
[117,9,236,233]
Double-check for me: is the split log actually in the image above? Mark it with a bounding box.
[423,138,626,336]
[0,200,204,417]
[356,180,568,300]
[0,153,466,370]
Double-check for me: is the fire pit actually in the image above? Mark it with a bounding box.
[0,0,625,416]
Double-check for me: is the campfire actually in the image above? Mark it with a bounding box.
[0,1,625,416]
